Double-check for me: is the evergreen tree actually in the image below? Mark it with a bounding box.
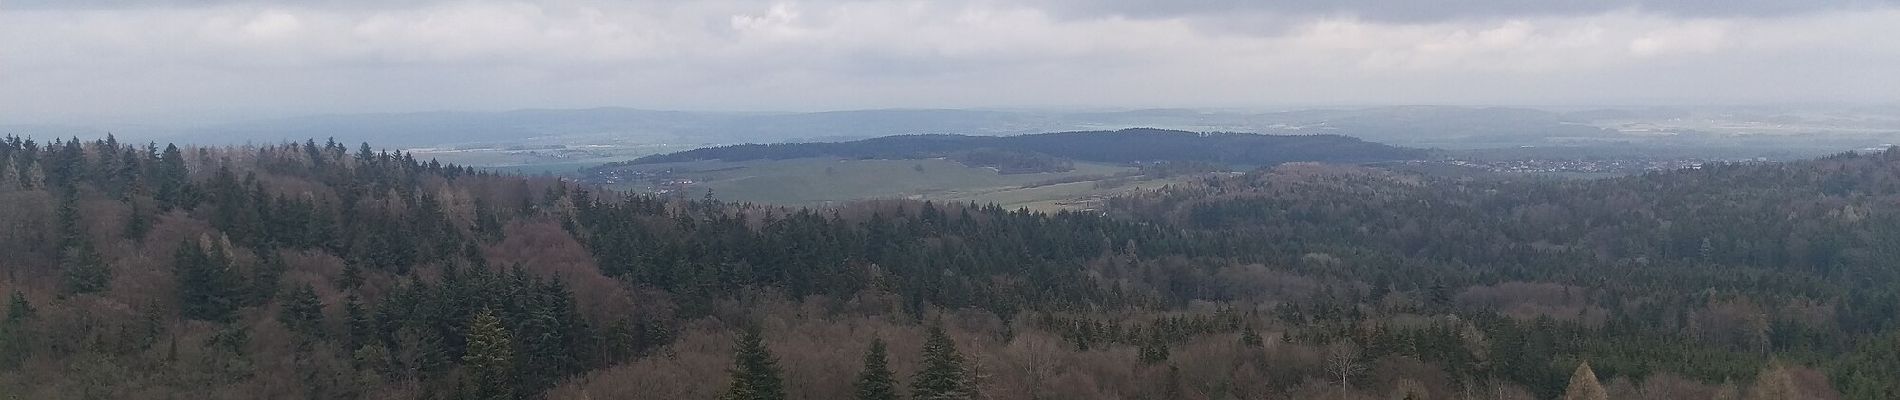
[277,284,325,341]
[56,193,110,294]
[153,144,189,210]
[344,294,371,349]
[461,308,514,400]
[4,292,32,324]
[855,339,900,400]
[1240,325,1264,348]
[59,240,110,294]
[722,328,786,400]
[122,201,152,239]
[0,292,34,368]
[1559,362,1608,400]
[337,261,364,290]
[1139,329,1170,365]
[174,239,242,321]
[912,326,970,400]
[249,250,286,306]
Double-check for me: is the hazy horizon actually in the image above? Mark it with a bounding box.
[5,0,1899,126]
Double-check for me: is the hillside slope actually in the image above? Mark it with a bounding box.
[0,135,1892,399]
[617,128,1430,167]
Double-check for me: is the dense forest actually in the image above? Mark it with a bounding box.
[0,134,1892,399]
[610,128,1429,168]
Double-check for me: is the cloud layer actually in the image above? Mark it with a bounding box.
[2,0,1897,123]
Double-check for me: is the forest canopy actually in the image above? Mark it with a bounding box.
[0,134,1890,399]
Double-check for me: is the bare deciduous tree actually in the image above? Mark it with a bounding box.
[1008,333,1063,400]
[1326,341,1367,400]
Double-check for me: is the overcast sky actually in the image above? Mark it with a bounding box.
[3,0,1897,124]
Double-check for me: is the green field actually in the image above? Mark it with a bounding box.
[604,157,1186,211]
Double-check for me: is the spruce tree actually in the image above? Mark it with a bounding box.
[122,201,152,239]
[0,292,31,368]
[59,240,110,294]
[461,308,514,400]
[249,249,286,306]
[911,326,970,400]
[277,284,325,340]
[57,193,110,294]
[1560,362,1608,400]
[4,292,32,324]
[153,143,188,210]
[174,240,241,321]
[1139,331,1171,365]
[855,339,899,400]
[722,328,786,400]
[343,295,371,349]
[1240,325,1264,348]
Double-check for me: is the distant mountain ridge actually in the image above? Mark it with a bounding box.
[614,128,1429,167]
[150,105,1619,148]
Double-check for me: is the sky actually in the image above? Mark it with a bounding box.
[2,0,1898,124]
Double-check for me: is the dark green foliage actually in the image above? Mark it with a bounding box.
[343,295,371,349]
[278,284,325,340]
[722,329,786,400]
[1833,331,1900,399]
[59,240,110,295]
[122,201,152,239]
[461,308,514,400]
[4,293,32,324]
[512,277,595,395]
[1240,325,1263,348]
[336,261,364,290]
[1139,330,1170,365]
[152,144,190,210]
[56,193,110,294]
[249,250,286,306]
[855,339,899,400]
[912,326,969,400]
[174,240,243,322]
[0,292,35,368]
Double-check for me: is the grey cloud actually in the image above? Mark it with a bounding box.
[1,0,1896,125]
[12,0,1894,21]
[1034,0,1898,22]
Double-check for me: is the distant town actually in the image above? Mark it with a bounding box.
[1430,157,1753,175]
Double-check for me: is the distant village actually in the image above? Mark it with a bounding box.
[1430,157,1764,175]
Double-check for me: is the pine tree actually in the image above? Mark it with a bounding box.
[154,144,189,210]
[722,328,786,400]
[1560,362,1609,400]
[1240,325,1264,348]
[912,326,970,400]
[0,292,33,368]
[337,261,364,290]
[57,193,110,294]
[59,240,110,294]
[343,295,371,349]
[122,201,152,239]
[461,308,514,400]
[3,292,32,324]
[277,284,325,340]
[1140,330,1171,365]
[174,239,241,322]
[855,339,899,400]
[249,249,286,306]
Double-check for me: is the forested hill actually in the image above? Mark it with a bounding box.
[615,128,1429,166]
[0,134,1893,399]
